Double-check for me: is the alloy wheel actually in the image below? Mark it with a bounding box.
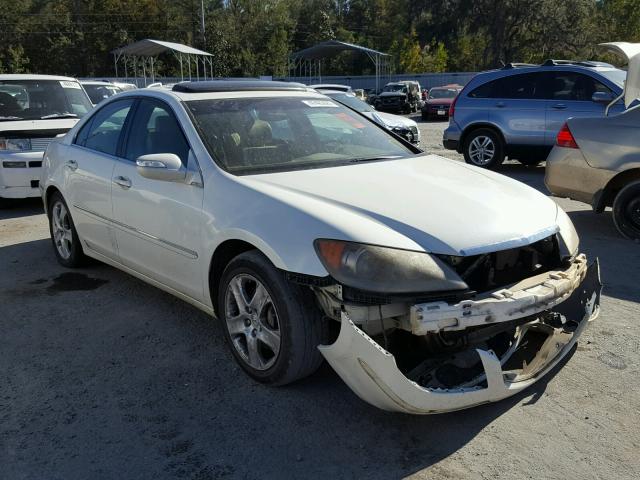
[224,274,281,371]
[469,135,496,166]
[51,201,73,260]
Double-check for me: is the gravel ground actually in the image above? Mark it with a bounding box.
[1,120,639,480]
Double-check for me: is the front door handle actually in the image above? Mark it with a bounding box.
[495,102,506,108]
[113,176,132,189]
[552,103,567,110]
[65,160,78,171]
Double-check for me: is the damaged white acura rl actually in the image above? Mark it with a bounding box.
[41,81,601,414]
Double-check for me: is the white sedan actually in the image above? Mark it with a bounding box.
[41,81,600,414]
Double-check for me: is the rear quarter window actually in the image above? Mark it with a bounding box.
[468,73,545,100]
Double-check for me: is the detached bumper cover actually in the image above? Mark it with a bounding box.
[319,260,601,414]
[409,254,589,335]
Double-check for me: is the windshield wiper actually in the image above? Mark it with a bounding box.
[40,113,78,119]
[0,116,23,121]
[348,155,402,163]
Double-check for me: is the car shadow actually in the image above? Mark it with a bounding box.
[497,164,640,303]
[1,238,572,480]
[497,162,547,192]
[0,197,45,220]
[567,209,640,304]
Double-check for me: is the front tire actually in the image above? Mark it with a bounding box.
[463,128,505,169]
[217,250,328,386]
[612,181,640,241]
[48,192,86,267]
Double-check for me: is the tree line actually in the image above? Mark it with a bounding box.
[0,0,638,78]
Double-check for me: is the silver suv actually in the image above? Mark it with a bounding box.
[443,61,627,169]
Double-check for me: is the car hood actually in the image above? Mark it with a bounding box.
[241,155,559,256]
[426,98,454,105]
[0,118,79,133]
[379,92,406,98]
[368,111,417,129]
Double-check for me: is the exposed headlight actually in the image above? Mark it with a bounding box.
[314,239,467,293]
[0,138,32,151]
[556,207,579,258]
[2,161,28,168]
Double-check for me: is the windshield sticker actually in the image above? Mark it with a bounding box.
[334,112,366,129]
[302,100,338,108]
[60,81,81,89]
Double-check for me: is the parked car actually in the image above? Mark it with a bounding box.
[422,84,462,120]
[546,42,640,241]
[41,80,600,414]
[353,88,366,101]
[443,60,626,169]
[321,90,421,145]
[81,80,123,105]
[310,83,352,93]
[375,81,421,113]
[107,80,137,91]
[0,74,93,204]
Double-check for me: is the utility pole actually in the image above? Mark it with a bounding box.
[201,0,206,47]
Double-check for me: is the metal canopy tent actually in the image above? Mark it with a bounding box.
[111,39,213,87]
[289,40,392,91]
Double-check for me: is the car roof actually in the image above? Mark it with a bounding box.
[80,80,117,87]
[172,80,308,93]
[109,82,327,103]
[310,84,351,90]
[0,74,79,82]
[465,62,625,90]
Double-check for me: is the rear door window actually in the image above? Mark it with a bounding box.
[469,73,546,100]
[79,99,134,156]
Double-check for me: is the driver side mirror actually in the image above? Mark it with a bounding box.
[136,153,186,182]
[592,91,615,104]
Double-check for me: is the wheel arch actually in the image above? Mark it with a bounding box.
[460,123,506,151]
[596,168,640,212]
[208,239,264,316]
[44,185,62,215]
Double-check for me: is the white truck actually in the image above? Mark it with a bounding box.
[0,75,93,204]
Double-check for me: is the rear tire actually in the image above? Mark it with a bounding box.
[47,192,87,267]
[612,181,640,241]
[217,250,328,386]
[463,128,505,169]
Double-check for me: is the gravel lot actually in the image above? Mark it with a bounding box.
[1,119,639,480]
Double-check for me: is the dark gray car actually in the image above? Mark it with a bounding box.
[443,61,627,169]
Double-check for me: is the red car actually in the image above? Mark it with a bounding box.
[421,84,462,120]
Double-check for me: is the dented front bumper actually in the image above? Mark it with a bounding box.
[319,260,601,414]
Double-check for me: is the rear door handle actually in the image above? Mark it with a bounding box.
[552,103,567,110]
[65,160,78,171]
[113,176,132,189]
[495,102,506,108]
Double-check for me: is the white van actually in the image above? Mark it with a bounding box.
[0,75,93,202]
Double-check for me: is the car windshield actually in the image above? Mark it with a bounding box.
[599,69,627,88]
[384,84,407,93]
[429,88,459,99]
[325,92,374,112]
[0,79,93,121]
[187,96,414,175]
[83,84,122,104]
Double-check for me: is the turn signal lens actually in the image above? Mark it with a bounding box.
[556,123,578,149]
[315,239,346,270]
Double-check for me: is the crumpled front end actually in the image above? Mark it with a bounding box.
[318,259,601,414]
